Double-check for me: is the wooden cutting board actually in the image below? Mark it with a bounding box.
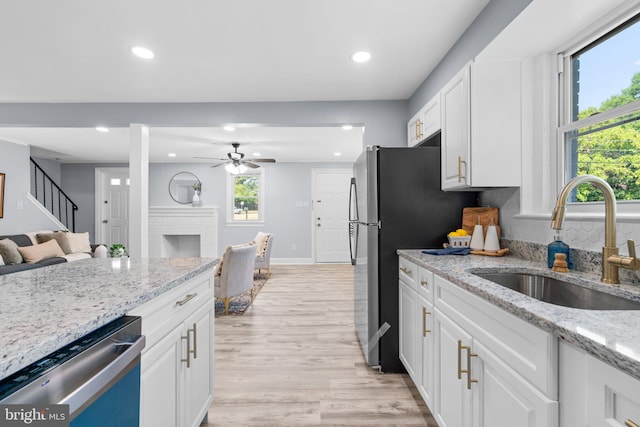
[461,207,500,239]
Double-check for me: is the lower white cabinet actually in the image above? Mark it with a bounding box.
[398,256,559,427]
[130,271,215,427]
[399,279,420,382]
[560,341,640,427]
[434,307,473,427]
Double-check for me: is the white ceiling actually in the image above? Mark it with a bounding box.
[0,0,489,162]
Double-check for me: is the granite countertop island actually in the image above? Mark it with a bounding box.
[398,249,640,381]
[0,257,217,381]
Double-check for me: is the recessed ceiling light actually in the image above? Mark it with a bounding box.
[342,125,353,131]
[334,152,342,157]
[95,126,109,133]
[223,125,235,132]
[168,153,177,157]
[253,152,261,156]
[351,51,371,63]
[131,46,155,59]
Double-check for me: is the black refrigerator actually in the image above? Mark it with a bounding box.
[349,144,477,373]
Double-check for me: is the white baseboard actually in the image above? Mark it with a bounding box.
[272,257,314,265]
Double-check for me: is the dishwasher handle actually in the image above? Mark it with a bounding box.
[61,335,146,417]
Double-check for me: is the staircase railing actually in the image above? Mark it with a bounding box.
[30,157,78,231]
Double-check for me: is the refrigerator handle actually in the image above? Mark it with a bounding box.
[348,177,358,265]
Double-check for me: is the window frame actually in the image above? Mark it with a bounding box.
[225,168,265,227]
[555,10,640,215]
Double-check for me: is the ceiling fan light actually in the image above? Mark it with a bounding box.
[225,163,238,174]
[238,164,248,173]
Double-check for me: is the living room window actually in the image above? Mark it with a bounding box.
[558,13,640,204]
[227,169,265,225]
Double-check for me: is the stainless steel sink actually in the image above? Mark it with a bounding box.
[473,272,640,310]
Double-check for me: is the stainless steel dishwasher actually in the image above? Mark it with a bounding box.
[0,316,145,426]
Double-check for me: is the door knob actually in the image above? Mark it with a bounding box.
[317,217,321,220]
[102,219,108,224]
[317,224,321,227]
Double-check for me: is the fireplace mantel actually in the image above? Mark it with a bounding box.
[148,206,219,258]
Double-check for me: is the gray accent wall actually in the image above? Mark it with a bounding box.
[60,161,350,258]
[0,140,63,234]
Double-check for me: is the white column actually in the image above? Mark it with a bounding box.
[129,124,149,258]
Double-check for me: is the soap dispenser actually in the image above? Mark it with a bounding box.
[547,232,571,269]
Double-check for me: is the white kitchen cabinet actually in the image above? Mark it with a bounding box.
[433,307,557,427]
[398,254,559,426]
[559,341,640,427]
[434,306,473,427]
[407,93,441,147]
[399,275,420,383]
[417,293,435,409]
[441,60,522,190]
[130,271,215,427]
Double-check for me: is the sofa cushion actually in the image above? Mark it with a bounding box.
[62,252,92,262]
[67,232,91,254]
[0,238,24,265]
[18,239,65,264]
[36,232,73,254]
[25,230,54,245]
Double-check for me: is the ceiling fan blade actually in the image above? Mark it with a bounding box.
[246,158,276,163]
[242,161,260,169]
[210,163,227,168]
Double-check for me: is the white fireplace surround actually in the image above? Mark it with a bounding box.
[149,207,219,258]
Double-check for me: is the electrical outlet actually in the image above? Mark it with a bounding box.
[291,243,296,250]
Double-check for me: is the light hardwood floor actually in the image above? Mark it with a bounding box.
[208,264,437,426]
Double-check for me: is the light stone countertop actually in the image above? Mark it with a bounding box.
[397,249,640,381]
[0,257,217,381]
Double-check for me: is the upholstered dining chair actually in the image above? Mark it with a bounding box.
[214,243,258,315]
[253,232,274,278]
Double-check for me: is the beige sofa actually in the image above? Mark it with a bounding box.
[0,230,100,275]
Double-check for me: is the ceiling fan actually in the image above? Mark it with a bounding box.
[194,142,276,174]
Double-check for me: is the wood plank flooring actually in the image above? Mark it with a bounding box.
[208,264,437,426]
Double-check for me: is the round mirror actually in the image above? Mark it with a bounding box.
[169,172,201,204]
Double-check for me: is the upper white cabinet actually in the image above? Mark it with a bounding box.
[407,93,441,147]
[441,60,522,190]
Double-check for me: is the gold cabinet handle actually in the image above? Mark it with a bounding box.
[465,346,478,390]
[457,340,464,379]
[457,156,467,183]
[399,266,413,276]
[420,279,429,288]
[422,307,431,336]
[458,340,478,389]
[417,119,423,140]
[176,293,198,306]
[626,420,639,427]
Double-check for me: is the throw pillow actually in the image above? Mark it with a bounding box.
[36,232,72,254]
[17,239,65,264]
[254,232,270,257]
[0,238,24,265]
[67,232,92,254]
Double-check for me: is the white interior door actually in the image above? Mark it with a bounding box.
[313,169,352,263]
[96,168,130,249]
